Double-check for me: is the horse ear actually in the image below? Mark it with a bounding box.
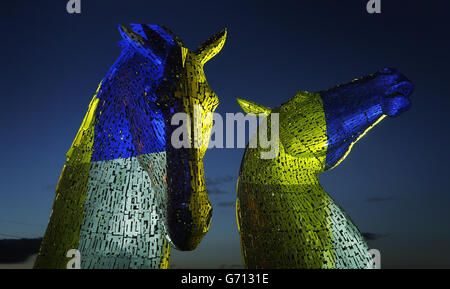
[119,24,169,61]
[236,98,271,115]
[119,24,147,48]
[195,28,227,65]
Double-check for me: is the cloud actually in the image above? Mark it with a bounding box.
[205,175,235,195]
[206,175,234,186]
[361,232,389,241]
[0,238,42,263]
[217,201,235,207]
[366,197,396,203]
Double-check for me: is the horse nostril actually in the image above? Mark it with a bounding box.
[385,81,414,98]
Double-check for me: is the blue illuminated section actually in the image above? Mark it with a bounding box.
[92,24,175,162]
[320,68,413,170]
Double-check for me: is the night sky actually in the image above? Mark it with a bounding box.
[1,0,450,268]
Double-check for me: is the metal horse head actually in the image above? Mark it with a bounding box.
[35,24,226,269]
[236,68,413,268]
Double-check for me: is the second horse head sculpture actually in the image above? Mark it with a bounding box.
[236,68,413,268]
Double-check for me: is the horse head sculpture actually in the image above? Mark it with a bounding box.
[236,68,413,268]
[34,24,226,268]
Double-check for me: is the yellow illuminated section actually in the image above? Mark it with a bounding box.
[236,92,336,268]
[195,29,227,66]
[34,83,100,269]
[177,38,224,246]
[66,81,101,162]
[159,245,170,269]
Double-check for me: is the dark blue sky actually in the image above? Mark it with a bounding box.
[1,0,450,268]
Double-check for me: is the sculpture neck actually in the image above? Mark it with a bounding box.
[240,141,325,187]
